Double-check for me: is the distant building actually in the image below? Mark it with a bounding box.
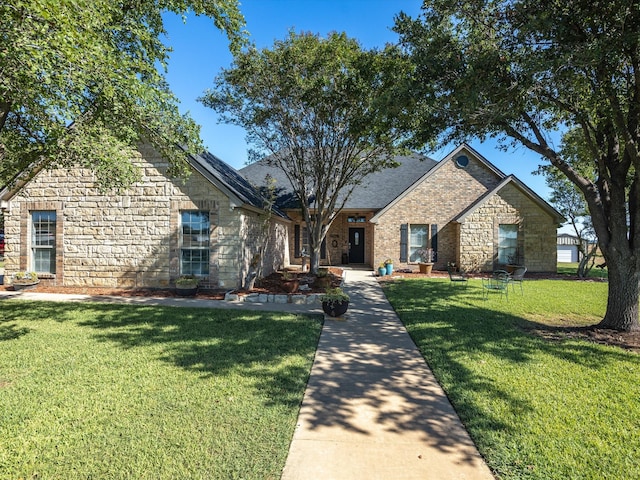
[557,233,591,263]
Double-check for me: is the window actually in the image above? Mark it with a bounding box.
[401,223,438,263]
[347,216,366,223]
[409,224,428,262]
[498,224,518,264]
[294,224,326,259]
[180,211,210,275]
[31,211,56,273]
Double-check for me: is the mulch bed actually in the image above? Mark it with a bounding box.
[1,267,344,301]
[4,267,638,352]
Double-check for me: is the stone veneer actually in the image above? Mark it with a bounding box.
[371,151,558,272]
[458,182,557,272]
[3,145,287,289]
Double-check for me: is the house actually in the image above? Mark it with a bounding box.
[240,144,565,272]
[557,233,590,263]
[0,144,289,289]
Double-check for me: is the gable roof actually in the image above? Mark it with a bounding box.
[187,150,286,218]
[0,145,287,219]
[369,143,506,223]
[454,174,565,225]
[238,151,438,210]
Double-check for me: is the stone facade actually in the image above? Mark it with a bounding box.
[2,145,288,289]
[457,183,558,272]
[369,149,560,273]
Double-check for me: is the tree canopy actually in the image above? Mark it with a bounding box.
[395,0,640,331]
[0,0,245,189]
[202,31,412,272]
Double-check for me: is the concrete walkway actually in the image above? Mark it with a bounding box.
[282,269,494,479]
[1,268,494,479]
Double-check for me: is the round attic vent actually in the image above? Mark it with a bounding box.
[455,155,469,168]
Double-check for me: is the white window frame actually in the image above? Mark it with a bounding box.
[180,211,210,276]
[31,210,56,274]
[498,224,519,264]
[408,224,429,263]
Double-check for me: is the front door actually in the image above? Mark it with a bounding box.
[348,228,365,263]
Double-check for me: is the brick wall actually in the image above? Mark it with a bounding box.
[373,153,557,272]
[373,154,501,270]
[3,146,284,289]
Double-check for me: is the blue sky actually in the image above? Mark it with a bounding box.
[161,0,557,201]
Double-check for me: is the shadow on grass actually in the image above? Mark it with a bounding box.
[0,321,30,341]
[0,301,322,408]
[382,279,632,435]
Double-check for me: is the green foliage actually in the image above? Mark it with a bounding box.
[384,278,639,479]
[0,0,245,190]
[202,31,412,272]
[0,301,321,478]
[394,0,640,330]
[13,271,38,282]
[320,287,350,306]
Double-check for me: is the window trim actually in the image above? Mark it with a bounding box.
[180,210,211,276]
[31,210,57,274]
[498,224,519,264]
[408,224,429,263]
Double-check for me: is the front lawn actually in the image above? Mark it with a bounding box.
[0,301,322,479]
[383,278,640,479]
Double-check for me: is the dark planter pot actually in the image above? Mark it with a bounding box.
[418,263,434,275]
[385,263,393,276]
[322,300,349,317]
[176,285,198,297]
[282,280,299,293]
[12,280,40,291]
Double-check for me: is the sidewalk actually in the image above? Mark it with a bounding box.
[282,269,494,479]
[1,267,494,479]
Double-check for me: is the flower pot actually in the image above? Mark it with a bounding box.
[385,263,393,276]
[418,263,434,275]
[378,267,387,276]
[313,275,332,289]
[176,285,198,297]
[322,300,349,317]
[282,280,299,293]
[12,280,40,291]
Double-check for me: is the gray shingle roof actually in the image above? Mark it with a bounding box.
[189,151,288,218]
[238,152,437,210]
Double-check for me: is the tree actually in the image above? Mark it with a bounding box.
[0,0,244,189]
[545,170,599,277]
[202,32,411,273]
[395,0,640,331]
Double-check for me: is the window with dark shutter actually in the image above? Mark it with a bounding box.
[431,224,438,261]
[294,225,301,258]
[400,223,408,262]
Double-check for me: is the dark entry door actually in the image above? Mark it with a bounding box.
[348,228,365,264]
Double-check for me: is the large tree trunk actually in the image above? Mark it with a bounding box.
[597,258,640,332]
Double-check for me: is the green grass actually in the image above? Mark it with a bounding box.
[383,278,639,480]
[0,301,322,479]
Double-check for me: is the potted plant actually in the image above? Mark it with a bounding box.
[175,275,199,296]
[384,258,394,276]
[281,270,299,293]
[12,271,39,291]
[377,263,387,276]
[313,267,332,289]
[415,248,434,275]
[320,287,350,317]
